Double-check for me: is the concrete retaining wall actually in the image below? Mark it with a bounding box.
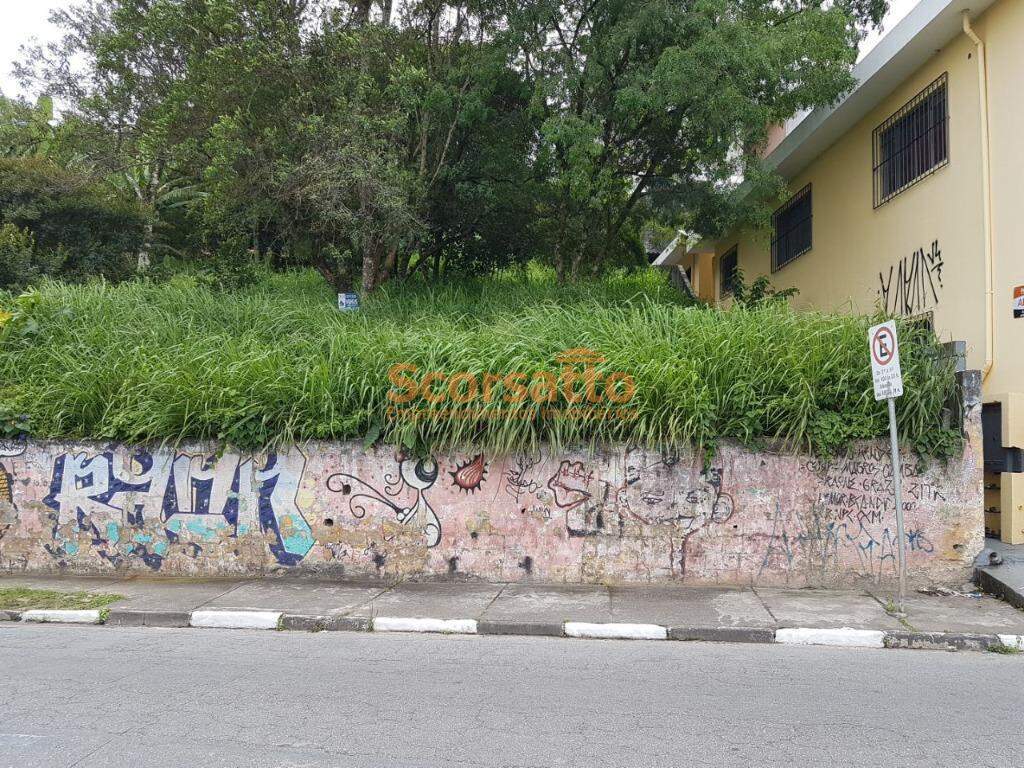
[0,405,983,586]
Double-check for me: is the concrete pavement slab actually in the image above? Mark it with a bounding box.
[0,574,245,613]
[889,593,1024,634]
[350,581,503,619]
[480,583,610,626]
[103,577,248,611]
[200,579,386,615]
[0,575,131,594]
[609,585,775,628]
[755,587,904,630]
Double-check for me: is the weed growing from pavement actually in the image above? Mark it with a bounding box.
[987,642,1022,655]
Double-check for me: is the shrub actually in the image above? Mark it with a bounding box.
[0,224,35,289]
[0,224,68,291]
[0,266,959,458]
[0,158,148,283]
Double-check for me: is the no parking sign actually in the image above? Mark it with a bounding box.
[868,320,903,401]
[868,319,907,613]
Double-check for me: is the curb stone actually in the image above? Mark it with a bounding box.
[882,631,1000,651]
[775,627,885,648]
[372,617,477,634]
[279,614,372,632]
[105,610,192,628]
[477,620,565,637]
[669,626,775,644]
[564,622,668,640]
[21,609,102,625]
[7,611,1021,653]
[190,610,282,630]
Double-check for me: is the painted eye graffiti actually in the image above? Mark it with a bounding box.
[414,458,439,486]
[450,454,488,494]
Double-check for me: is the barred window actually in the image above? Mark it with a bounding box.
[771,185,812,271]
[720,246,738,295]
[873,74,948,207]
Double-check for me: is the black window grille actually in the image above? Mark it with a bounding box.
[720,246,738,295]
[873,74,948,207]
[771,185,812,271]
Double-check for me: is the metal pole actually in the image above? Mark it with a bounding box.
[887,396,907,614]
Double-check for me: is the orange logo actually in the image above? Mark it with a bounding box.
[385,348,637,422]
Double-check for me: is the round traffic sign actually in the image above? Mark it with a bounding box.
[871,326,896,366]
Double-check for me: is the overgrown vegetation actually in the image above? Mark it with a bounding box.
[0,586,123,611]
[0,267,960,457]
[0,158,148,287]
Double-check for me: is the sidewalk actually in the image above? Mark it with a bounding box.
[4,573,1024,651]
[974,536,1024,610]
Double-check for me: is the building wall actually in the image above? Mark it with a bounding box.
[709,0,1024,538]
[714,28,986,368]
[0,420,982,587]
[979,0,1024,400]
[714,2,1024,392]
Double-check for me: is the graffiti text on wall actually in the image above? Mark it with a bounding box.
[760,448,938,582]
[42,448,314,569]
[878,240,943,317]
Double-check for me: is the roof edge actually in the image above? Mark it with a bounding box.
[766,0,995,180]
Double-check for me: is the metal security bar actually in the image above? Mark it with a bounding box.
[873,73,949,208]
[771,184,812,271]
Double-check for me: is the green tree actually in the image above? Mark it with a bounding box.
[15,0,886,291]
[507,0,885,279]
[0,94,59,158]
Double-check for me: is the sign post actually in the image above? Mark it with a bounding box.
[869,320,906,614]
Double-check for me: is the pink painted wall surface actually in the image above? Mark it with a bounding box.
[0,418,982,587]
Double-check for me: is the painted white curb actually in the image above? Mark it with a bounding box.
[189,610,282,630]
[564,622,668,640]
[20,609,101,624]
[372,617,478,634]
[775,627,885,648]
[997,634,1024,650]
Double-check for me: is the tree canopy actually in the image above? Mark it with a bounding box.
[9,0,887,292]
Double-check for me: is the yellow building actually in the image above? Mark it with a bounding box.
[657,0,1023,542]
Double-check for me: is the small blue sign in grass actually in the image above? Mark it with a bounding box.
[337,292,360,311]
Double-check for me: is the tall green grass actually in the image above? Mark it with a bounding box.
[0,267,959,456]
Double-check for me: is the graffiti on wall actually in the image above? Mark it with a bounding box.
[322,450,736,577]
[878,240,943,316]
[0,439,26,505]
[40,447,314,569]
[0,438,976,586]
[0,439,26,543]
[326,453,443,547]
[504,454,734,578]
[760,449,937,582]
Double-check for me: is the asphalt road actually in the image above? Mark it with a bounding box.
[1,625,1021,768]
